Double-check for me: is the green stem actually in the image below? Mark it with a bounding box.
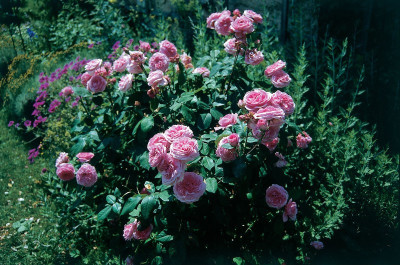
[227,49,240,90]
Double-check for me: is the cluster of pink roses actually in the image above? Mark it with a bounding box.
[296,131,312,149]
[147,125,206,203]
[265,184,297,222]
[55,152,98,187]
[264,60,292,88]
[123,219,153,241]
[81,59,113,93]
[207,9,264,66]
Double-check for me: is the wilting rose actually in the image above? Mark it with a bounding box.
[170,137,199,162]
[243,89,272,112]
[129,51,147,65]
[265,184,288,209]
[275,152,287,168]
[76,152,94,163]
[76,163,98,187]
[180,52,192,66]
[296,131,312,149]
[283,199,297,222]
[230,16,254,35]
[87,75,107,93]
[265,60,286,78]
[262,137,279,152]
[56,163,75,181]
[164,125,194,143]
[270,90,295,116]
[244,49,264,65]
[173,172,206,203]
[123,219,153,241]
[271,70,291,88]
[55,152,69,167]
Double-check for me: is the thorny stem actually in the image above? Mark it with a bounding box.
[227,50,240,91]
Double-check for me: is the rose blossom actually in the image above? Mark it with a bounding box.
[87,75,107,93]
[224,38,240,55]
[230,16,254,35]
[215,15,234,36]
[61,86,74,97]
[243,10,263,24]
[254,106,286,121]
[56,163,75,181]
[206,10,231,29]
[296,131,312,149]
[263,137,279,151]
[214,113,238,131]
[271,70,292,88]
[243,89,272,112]
[127,62,143,74]
[192,67,210,78]
[265,184,288,209]
[85,59,102,72]
[147,133,170,152]
[129,51,147,65]
[158,154,186,186]
[159,40,178,59]
[55,152,69,167]
[244,49,264,65]
[148,144,167,168]
[123,219,153,241]
[149,52,169,72]
[147,70,168,88]
[112,57,129,72]
[170,137,199,162]
[265,60,286,78]
[275,152,287,168]
[118,74,134,92]
[283,199,297,222]
[310,241,324,250]
[139,40,151,52]
[76,152,94,163]
[164,125,194,143]
[216,136,238,162]
[81,72,92,86]
[227,133,240,146]
[173,172,206,203]
[270,90,295,116]
[180,52,192,66]
[76,163,98,187]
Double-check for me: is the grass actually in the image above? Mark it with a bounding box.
[0,109,63,264]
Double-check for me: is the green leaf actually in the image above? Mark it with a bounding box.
[97,205,112,221]
[205,178,218,193]
[202,157,215,171]
[70,138,86,155]
[210,108,223,120]
[73,86,91,98]
[17,225,27,233]
[156,231,174,242]
[106,195,116,204]
[198,113,212,130]
[158,190,170,202]
[221,143,234,149]
[141,195,157,220]
[121,196,142,215]
[112,202,122,214]
[233,257,244,265]
[132,120,142,136]
[141,116,154,133]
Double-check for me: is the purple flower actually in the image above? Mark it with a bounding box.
[8,121,14,127]
[151,42,158,48]
[41,168,47,173]
[14,123,20,128]
[24,120,32,127]
[112,41,121,50]
[88,43,94,48]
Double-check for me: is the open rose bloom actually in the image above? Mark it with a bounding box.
[173,172,206,203]
[265,184,288,209]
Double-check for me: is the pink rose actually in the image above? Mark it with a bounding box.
[129,51,147,65]
[61,86,74,97]
[270,90,295,116]
[262,137,279,151]
[164,125,194,143]
[147,70,168,88]
[296,131,312,149]
[233,9,241,16]
[265,184,288,209]
[310,241,324,250]
[148,144,167,168]
[243,10,263,24]
[173,172,206,203]
[227,133,240,146]
[243,89,272,112]
[215,113,238,131]
[158,154,186,186]
[159,40,178,59]
[147,133,170,152]
[180,52,192,66]
[254,106,286,121]
[170,137,199,162]
[216,136,238,162]
[76,163,98,187]
[87,75,107,93]
[283,199,297,222]
[94,66,108,76]
[123,219,153,241]
[244,49,264,65]
[149,52,169,72]
[55,152,69,167]
[118,74,134,92]
[271,70,291,88]
[224,38,239,55]
[113,57,129,72]
[215,15,234,36]
[265,60,286,78]
[81,72,92,86]
[275,152,287,168]
[56,163,75,181]
[139,40,151,52]
[192,67,210,78]
[85,59,102,72]
[127,63,143,74]
[230,16,254,35]
[206,10,231,29]
[76,152,94,163]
